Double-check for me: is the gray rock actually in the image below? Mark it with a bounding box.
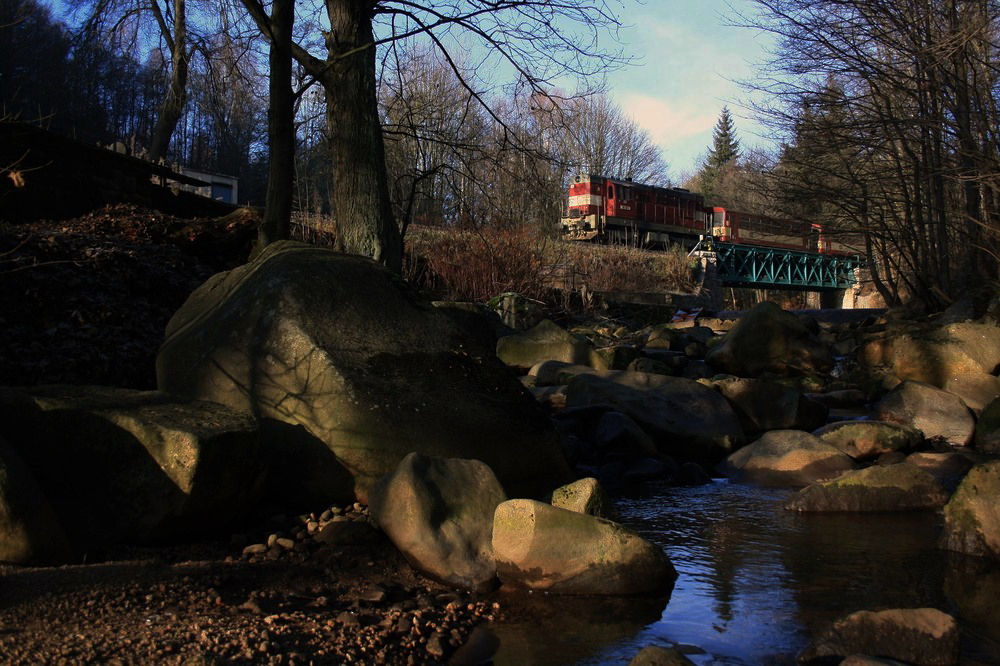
[813,420,923,461]
[449,625,501,665]
[707,377,828,435]
[564,371,744,464]
[874,381,975,447]
[797,608,959,665]
[974,396,1000,454]
[905,452,974,491]
[0,385,262,548]
[156,242,571,504]
[369,452,506,592]
[838,657,911,666]
[549,477,617,520]
[940,460,1000,560]
[497,319,609,371]
[943,372,1000,415]
[705,301,835,377]
[0,435,71,564]
[722,430,855,487]
[804,389,867,408]
[628,645,696,665]
[784,463,948,512]
[492,499,676,595]
[860,321,1000,389]
[672,462,713,486]
[627,356,681,377]
[592,411,659,458]
[528,360,598,386]
[488,292,546,331]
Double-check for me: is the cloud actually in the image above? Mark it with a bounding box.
[619,94,717,144]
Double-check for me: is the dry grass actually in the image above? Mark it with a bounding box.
[404,223,698,305]
[287,215,697,305]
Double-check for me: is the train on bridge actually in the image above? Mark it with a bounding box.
[560,173,857,256]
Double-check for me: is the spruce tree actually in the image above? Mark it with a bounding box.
[698,106,741,202]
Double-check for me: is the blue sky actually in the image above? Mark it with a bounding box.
[608,0,775,179]
[43,0,773,181]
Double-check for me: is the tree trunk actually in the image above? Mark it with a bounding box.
[255,0,295,254]
[321,0,402,273]
[148,0,188,163]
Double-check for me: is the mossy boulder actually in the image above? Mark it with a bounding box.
[798,608,959,665]
[549,477,617,520]
[492,499,676,595]
[722,429,855,487]
[940,460,1000,560]
[497,320,610,371]
[784,463,948,512]
[813,420,923,461]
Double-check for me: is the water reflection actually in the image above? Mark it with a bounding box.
[489,591,670,666]
[489,480,1000,665]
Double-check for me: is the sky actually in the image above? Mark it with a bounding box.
[42,0,775,182]
[606,0,777,180]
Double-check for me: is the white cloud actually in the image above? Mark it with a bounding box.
[620,94,717,144]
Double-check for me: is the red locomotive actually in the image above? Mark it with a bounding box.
[561,174,709,248]
[561,173,856,255]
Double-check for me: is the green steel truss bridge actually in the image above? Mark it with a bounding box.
[704,242,864,291]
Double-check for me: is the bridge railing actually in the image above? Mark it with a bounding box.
[699,242,863,291]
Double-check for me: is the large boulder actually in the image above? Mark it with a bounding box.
[492,499,676,595]
[905,452,975,491]
[487,292,546,331]
[813,420,923,461]
[860,322,1000,389]
[943,372,1000,415]
[0,385,262,548]
[874,381,975,447]
[628,646,696,666]
[721,430,855,487]
[974,397,1000,454]
[706,377,828,436]
[496,320,609,371]
[798,608,959,665]
[0,435,71,564]
[705,301,835,377]
[564,371,744,464]
[939,460,1000,560]
[784,463,949,512]
[157,242,571,504]
[527,360,598,386]
[368,452,505,592]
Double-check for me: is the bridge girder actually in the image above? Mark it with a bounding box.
[710,243,863,291]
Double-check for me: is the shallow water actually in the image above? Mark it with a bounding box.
[491,479,1000,665]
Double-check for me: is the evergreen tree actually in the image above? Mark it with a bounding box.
[697,106,741,202]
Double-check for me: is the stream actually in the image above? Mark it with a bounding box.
[491,479,1000,665]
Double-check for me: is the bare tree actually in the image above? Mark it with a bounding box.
[237,0,627,273]
[559,93,669,186]
[740,0,1000,308]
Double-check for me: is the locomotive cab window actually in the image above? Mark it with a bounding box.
[608,185,615,199]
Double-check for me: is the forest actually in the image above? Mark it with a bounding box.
[2,0,999,311]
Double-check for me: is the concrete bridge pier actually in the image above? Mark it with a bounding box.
[694,253,723,310]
